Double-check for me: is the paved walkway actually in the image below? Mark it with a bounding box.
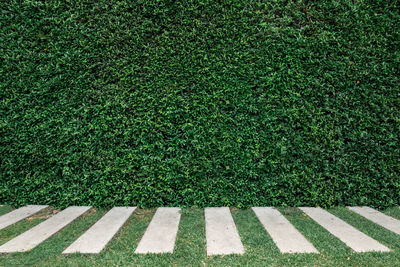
[252,207,318,253]
[0,205,48,231]
[299,207,390,252]
[0,205,399,255]
[0,206,90,253]
[63,207,136,254]
[135,207,181,254]
[205,207,244,255]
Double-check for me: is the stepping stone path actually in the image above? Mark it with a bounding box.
[135,207,181,254]
[0,206,91,253]
[205,207,244,255]
[299,207,390,252]
[348,206,400,236]
[64,207,136,254]
[0,205,48,230]
[0,205,398,255]
[252,207,318,253]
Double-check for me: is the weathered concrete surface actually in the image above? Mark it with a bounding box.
[252,207,318,253]
[0,206,91,253]
[299,207,390,252]
[205,207,244,256]
[135,207,181,254]
[0,205,48,230]
[63,207,136,254]
[348,206,400,236]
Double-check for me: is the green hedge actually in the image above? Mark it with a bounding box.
[1,0,399,208]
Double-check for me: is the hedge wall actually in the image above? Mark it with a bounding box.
[1,0,399,208]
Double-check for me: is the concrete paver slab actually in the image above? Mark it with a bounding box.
[252,207,318,253]
[135,207,181,254]
[299,207,390,252]
[63,207,136,254]
[348,206,400,236]
[0,206,91,252]
[0,205,48,230]
[205,207,244,256]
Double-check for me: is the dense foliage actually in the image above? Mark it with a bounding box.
[1,0,399,208]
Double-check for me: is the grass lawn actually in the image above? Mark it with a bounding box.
[1,205,400,266]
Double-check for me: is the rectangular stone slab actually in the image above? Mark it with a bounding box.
[0,205,48,230]
[299,207,390,252]
[348,206,400,235]
[63,207,136,254]
[0,206,91,253]
[252,207,318,253]
[205,207,244,256]
[135,207,181,254]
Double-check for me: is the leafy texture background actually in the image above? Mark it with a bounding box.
[1,0,399,208]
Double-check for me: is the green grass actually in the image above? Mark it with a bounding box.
[1,206,400,266]
[1,0,399,208]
